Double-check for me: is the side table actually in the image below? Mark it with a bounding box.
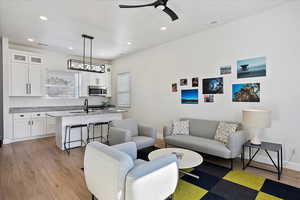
[242,140,283,180]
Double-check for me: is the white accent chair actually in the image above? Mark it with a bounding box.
[84,142,179,200]
[108,119,157,150]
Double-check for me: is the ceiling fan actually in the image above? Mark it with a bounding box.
[119,0,179,21]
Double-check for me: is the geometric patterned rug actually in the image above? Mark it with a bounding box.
[138,148,300,200]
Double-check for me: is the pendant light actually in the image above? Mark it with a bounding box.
[67,34,105,73]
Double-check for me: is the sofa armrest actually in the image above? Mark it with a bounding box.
[228,131,247,158]
[108,127,132,146]
[126,154,178,200]
[138,124,157,139]
[163,126,172,137]
[112,142,137,160]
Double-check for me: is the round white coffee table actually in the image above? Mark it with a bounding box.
[148,148,203,179]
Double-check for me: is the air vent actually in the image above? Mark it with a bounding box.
[38,42,49,47]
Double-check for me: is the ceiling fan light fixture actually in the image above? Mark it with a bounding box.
[156,5,165,10]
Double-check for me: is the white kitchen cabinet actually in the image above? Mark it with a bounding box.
[11,62,29,96]
[79,65,112,97]
[28,65,42,96]
[31,118,46,136]
[10,50,43,97]
[13,119,31,139]
[79,72,90,97]
[13,112,47,140]
[46,116,57,134]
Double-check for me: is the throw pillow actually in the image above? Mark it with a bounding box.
[214,122,239,144]
[172,120,189,135]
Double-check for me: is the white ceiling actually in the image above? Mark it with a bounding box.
[0,0,290,60]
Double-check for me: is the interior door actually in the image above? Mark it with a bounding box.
[11,62,29,96]
[29,64,42,96]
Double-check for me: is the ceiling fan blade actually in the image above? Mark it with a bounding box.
[163,6,178,21]
[119,2,156,8]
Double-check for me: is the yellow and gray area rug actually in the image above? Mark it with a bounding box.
[174,162,300,200]
[138,148,300,200]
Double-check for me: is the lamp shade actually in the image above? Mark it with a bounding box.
[242,109,271,128]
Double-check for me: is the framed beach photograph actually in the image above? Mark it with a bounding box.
[202,77,223,94]
[232,83,260,102]
[181,89,199,104]
[219,65,232,75]
[237,57,266,79]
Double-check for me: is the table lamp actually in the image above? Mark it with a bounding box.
[242,109,271,145]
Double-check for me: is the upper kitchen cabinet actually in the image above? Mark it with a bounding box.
[10,50,43,97]
[79,64,112,97]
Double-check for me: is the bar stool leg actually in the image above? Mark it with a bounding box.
[100,124,103,143]
[64,126,68,153]
[93,124,95,142]
[107,123,110,145]
[80,127,83,147]
[87,124,90,144]
[68,126,71,154]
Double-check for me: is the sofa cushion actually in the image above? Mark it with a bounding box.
[180,118,219,139]
[214,122,239,144]
[172,120,189,135]
[165,135,231,159]
[132,136,155,150]
[112,119,139,137]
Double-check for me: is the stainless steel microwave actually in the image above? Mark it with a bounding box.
[88,86,107,96]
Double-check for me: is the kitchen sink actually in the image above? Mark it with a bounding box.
[69,110,96,114]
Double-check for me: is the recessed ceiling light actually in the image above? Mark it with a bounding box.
[68,47,73,50]
[209,21,218,25]
[127,42,132,45]
[27,38,34,42]
[160,26,167,31]
[39,16,48,21]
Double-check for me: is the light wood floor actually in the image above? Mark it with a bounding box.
[1,137,300,200]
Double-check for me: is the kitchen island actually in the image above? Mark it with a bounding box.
[47,109,126,150]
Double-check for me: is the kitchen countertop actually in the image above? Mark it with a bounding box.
[46,109,127,117]
[9,105,117,113]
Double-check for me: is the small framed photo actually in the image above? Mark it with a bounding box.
[180,79,188,86]
[192,77,199,87]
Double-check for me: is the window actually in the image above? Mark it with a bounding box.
[117,72,131,107]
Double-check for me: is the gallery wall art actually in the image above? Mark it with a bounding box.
[203,77,224,94]
[204,95,214,103]
[180,79,188,86]
[172,83,177,92]
[237,57,266,79]
[232,83,260,102]
[181,89,199,104]
[220,65,232,75]
[192,77,199,87]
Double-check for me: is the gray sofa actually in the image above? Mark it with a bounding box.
[163,118,247,168]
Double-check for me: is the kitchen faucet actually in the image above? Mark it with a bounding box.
[84,99,89,113]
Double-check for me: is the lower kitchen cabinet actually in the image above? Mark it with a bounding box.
[13,112,49,140]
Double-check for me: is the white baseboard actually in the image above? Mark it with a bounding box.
[3,134,55,144]
[251,154,300,172]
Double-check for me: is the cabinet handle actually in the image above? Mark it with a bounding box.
[32,120,34,125]
[29,84,31,94]
[28,120,31,125]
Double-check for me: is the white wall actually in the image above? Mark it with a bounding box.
[112,1,300,171]
[8,43,111,107]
